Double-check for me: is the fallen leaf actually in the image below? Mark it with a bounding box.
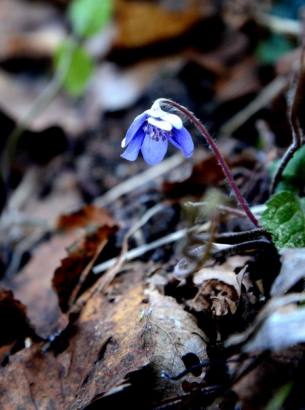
[187,256,248,316]
[0,268,149,409]
[5,230,80,338]
[143,287,208,400]
[2,205,116,338]
[53,225,116,311]
[0,288,37,347]
[0,264,209,409]
[114,0,213,48]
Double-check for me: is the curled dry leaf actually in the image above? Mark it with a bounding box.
[57,204,115,230]
[187,256,249,316]
[0,288,37,348]
[53,225,117,311]
[4,231,80,339]
[2,205,116,338]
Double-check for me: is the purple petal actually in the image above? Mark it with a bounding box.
[124,113,148,147]
[121,131,144,161]
[141,135,168,165]
[170,127,194,158]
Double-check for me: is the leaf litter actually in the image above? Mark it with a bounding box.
[2,1,305,409]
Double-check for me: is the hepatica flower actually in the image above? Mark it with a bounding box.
[121,100,194,165]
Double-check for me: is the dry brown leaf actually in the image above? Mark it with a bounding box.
[6,230,81,338]
[0,288,37,347]
[0,269,149,409]
[188,256,249,316]
[2,205,116,338]
[0,265,209,409]
[114,0,213,48]
[53,225,116,311]
[57,204,115,231]
[232,347,304,410]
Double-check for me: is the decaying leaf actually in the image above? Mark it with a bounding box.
[53,225,116,311]
[0,269,149,410]
[0,288,37,347]
[114,0,213,48]
[144,288,208,396]
[0,265,208,409]
[187,256,249,316]
[57,203,115,230]
[163,154,225,198]
[2,205,116,338]
[3,231,79,338]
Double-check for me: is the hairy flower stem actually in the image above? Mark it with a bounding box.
[157,98,259,227]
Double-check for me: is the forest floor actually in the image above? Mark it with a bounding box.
[1,1,305,409]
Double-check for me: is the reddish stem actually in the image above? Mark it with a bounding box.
[160,99,259,227]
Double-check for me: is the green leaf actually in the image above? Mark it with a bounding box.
[68,0,112,39]
[265,382,293,410]
[256,34,294,64]
[54,40,94,97]
[261,191,305,248]
[273,145,305,195]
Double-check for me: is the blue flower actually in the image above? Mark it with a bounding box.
[121,101,194,165]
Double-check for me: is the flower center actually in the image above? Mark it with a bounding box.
[144,122,171,142]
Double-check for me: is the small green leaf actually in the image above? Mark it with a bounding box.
[261,191,305,248]
[54,40,93,96]
[68,0,112,39]
[256,34,294,64]
[265,382,293,410]
[273,145,305,195]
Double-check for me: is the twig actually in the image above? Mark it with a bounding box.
[93,222,219,275]
[256,12,301,36]
[91,203,166,291]
[194,228,268,244]
[94,154,185,207]
[184,201,249,218]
